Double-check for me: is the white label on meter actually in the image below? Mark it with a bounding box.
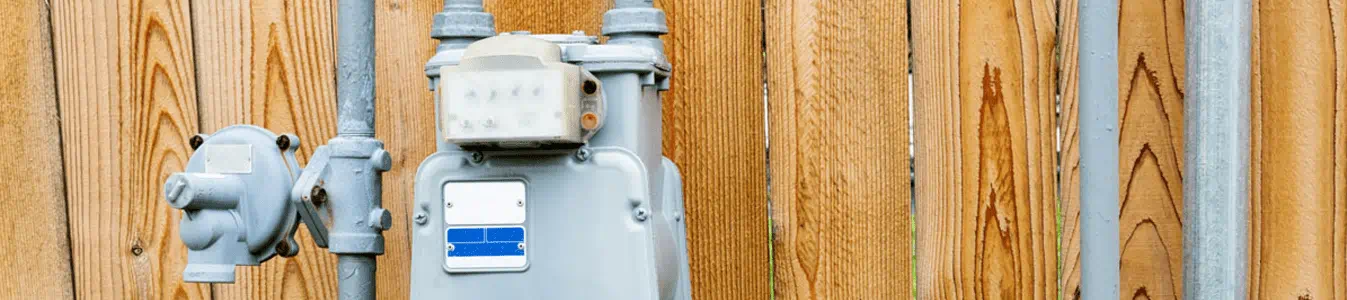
[204,144,253,174]
[443,181,527,225]
[443,181,528,272]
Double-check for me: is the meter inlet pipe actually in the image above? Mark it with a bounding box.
[1078,0,1120,298]
[431,0,494,50]
[332,0,393,300]
[603,0,667,51]
[1183,0,1250,298]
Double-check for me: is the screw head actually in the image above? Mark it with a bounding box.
[189,135,205,150]
[633,208,649,221]
[414,213,428,225]
[130,246,144,256]
[470,152,485,164]
[582,80,598,95]
[446,202,453,209]
[575,149,592,161]
[275,135,291,150]
[516,199,524,207]
[517,243,526,250]
[276,242,297,257]
[310,186,327,206]
[447,244,455,251]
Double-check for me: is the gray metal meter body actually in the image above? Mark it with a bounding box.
[411,1,691,299]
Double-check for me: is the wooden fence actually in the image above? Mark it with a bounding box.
[1,0,1343,299]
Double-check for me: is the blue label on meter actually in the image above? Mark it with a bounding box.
[446,227,525,257]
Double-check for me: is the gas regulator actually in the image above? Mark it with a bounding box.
[161,0,689,299]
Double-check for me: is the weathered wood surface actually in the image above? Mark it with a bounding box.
[0,0,75,298]
[191,0,342,298]
[51,0,210,298]
[765,0,910,299]
[912,0,1059,298]
[1116,0,1186,299]
[373,0,441,298]
[1248,0,1347,298]
[661,0,771,298]
[1059,0,1189,299]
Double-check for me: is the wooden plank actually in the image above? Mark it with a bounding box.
[486,0,608,34]
[661,0,770,299]
[1116,0,1187,299]
[764,0,909,298]
[912,0,1058,298]
[1335,1,1347,299]
[374,0,442,298]
[189,0,341,298]
[1249,0,1346,298]
[1056,0,1082,298]
[0,1,75,298]
[51,0,209,298]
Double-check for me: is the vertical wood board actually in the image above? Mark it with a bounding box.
[0,0,75,298]
[51,0,210,298]
[661,0,770,299]
[1248,0,1347,298]
[913,0,1059,298]
[374,0,443,298]
[765,0,911,298]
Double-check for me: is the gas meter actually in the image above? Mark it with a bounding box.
[411,1,691,299]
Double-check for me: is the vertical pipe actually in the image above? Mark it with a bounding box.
[337,0,376,137]
[332,1,385,300]
[430,0,493,51]
[613,0,654,8]
[602,0,667,51]
[1078,0,1121,298]
[443,0,483,9]
[1183,0,1250,298]
[338,256,377,300]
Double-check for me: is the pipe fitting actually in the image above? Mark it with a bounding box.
[165,173,245,210]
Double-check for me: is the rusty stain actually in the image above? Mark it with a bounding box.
[974,63,1020,298]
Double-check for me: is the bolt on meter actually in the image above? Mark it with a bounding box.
[412,1,691,299]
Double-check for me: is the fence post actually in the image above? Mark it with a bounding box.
[1183,0,1251,298]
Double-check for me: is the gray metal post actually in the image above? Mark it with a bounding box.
[337,0,376,138]
[331,1,392,300]
[1077,0,1121,298]
[1183,0,1250,298]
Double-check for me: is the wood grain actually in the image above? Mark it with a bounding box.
[1336,1,1347,299]
[51,0,210,298]
[0,0,75,298]
[912,0,1059,298]
[485,0,609,35]
[1249,0,1346,298]
[1056,0,1083,298]
[190,0,342,298]
[374,0,442,298]
[1117,0,1186,299]
[765,0,909,298]
[661,0,770,298]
